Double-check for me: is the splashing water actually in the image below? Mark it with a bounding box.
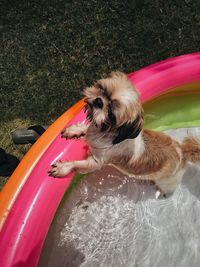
[39,128,200,267]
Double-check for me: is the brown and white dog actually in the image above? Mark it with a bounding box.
[49,72,200,196]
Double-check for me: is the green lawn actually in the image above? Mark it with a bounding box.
[0,0,200,189]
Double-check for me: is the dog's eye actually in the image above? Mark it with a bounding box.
[93,98,103,109]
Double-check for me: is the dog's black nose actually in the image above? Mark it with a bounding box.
[93,98,103,109]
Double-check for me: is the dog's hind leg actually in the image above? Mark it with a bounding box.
[155,169,185,196]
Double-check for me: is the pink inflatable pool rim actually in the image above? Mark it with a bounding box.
[0,52,200,267]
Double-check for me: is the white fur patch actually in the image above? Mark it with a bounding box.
[133,133,145,160]
[119,90,138,106]
[94,109,106,126]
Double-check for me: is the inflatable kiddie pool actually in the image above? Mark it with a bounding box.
[0,53,200,267]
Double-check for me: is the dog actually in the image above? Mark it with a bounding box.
[49,71,200,196]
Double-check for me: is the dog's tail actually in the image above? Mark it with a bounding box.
[181,137,200,164]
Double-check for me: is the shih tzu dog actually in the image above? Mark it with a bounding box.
[49,71,200,195]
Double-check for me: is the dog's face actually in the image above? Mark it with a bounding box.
[84,71,143,143]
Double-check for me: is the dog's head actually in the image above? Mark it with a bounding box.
[84,71,143,144]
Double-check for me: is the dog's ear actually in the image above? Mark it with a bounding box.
[112,114,143,145]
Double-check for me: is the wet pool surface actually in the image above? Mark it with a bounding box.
[39,128,200,267]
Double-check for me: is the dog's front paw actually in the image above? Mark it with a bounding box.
[61,125,85,139]
[48,161,74,177]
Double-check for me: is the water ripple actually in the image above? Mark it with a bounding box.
[39,128,200,267]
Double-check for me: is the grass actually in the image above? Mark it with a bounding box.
[0,0,200,189]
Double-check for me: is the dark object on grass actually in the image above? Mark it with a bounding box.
[0,148,20,177]
[11,125,48,145]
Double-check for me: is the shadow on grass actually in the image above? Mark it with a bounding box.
[0,148,19,177]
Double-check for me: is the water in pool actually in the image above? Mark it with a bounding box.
[39,127,200,267]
